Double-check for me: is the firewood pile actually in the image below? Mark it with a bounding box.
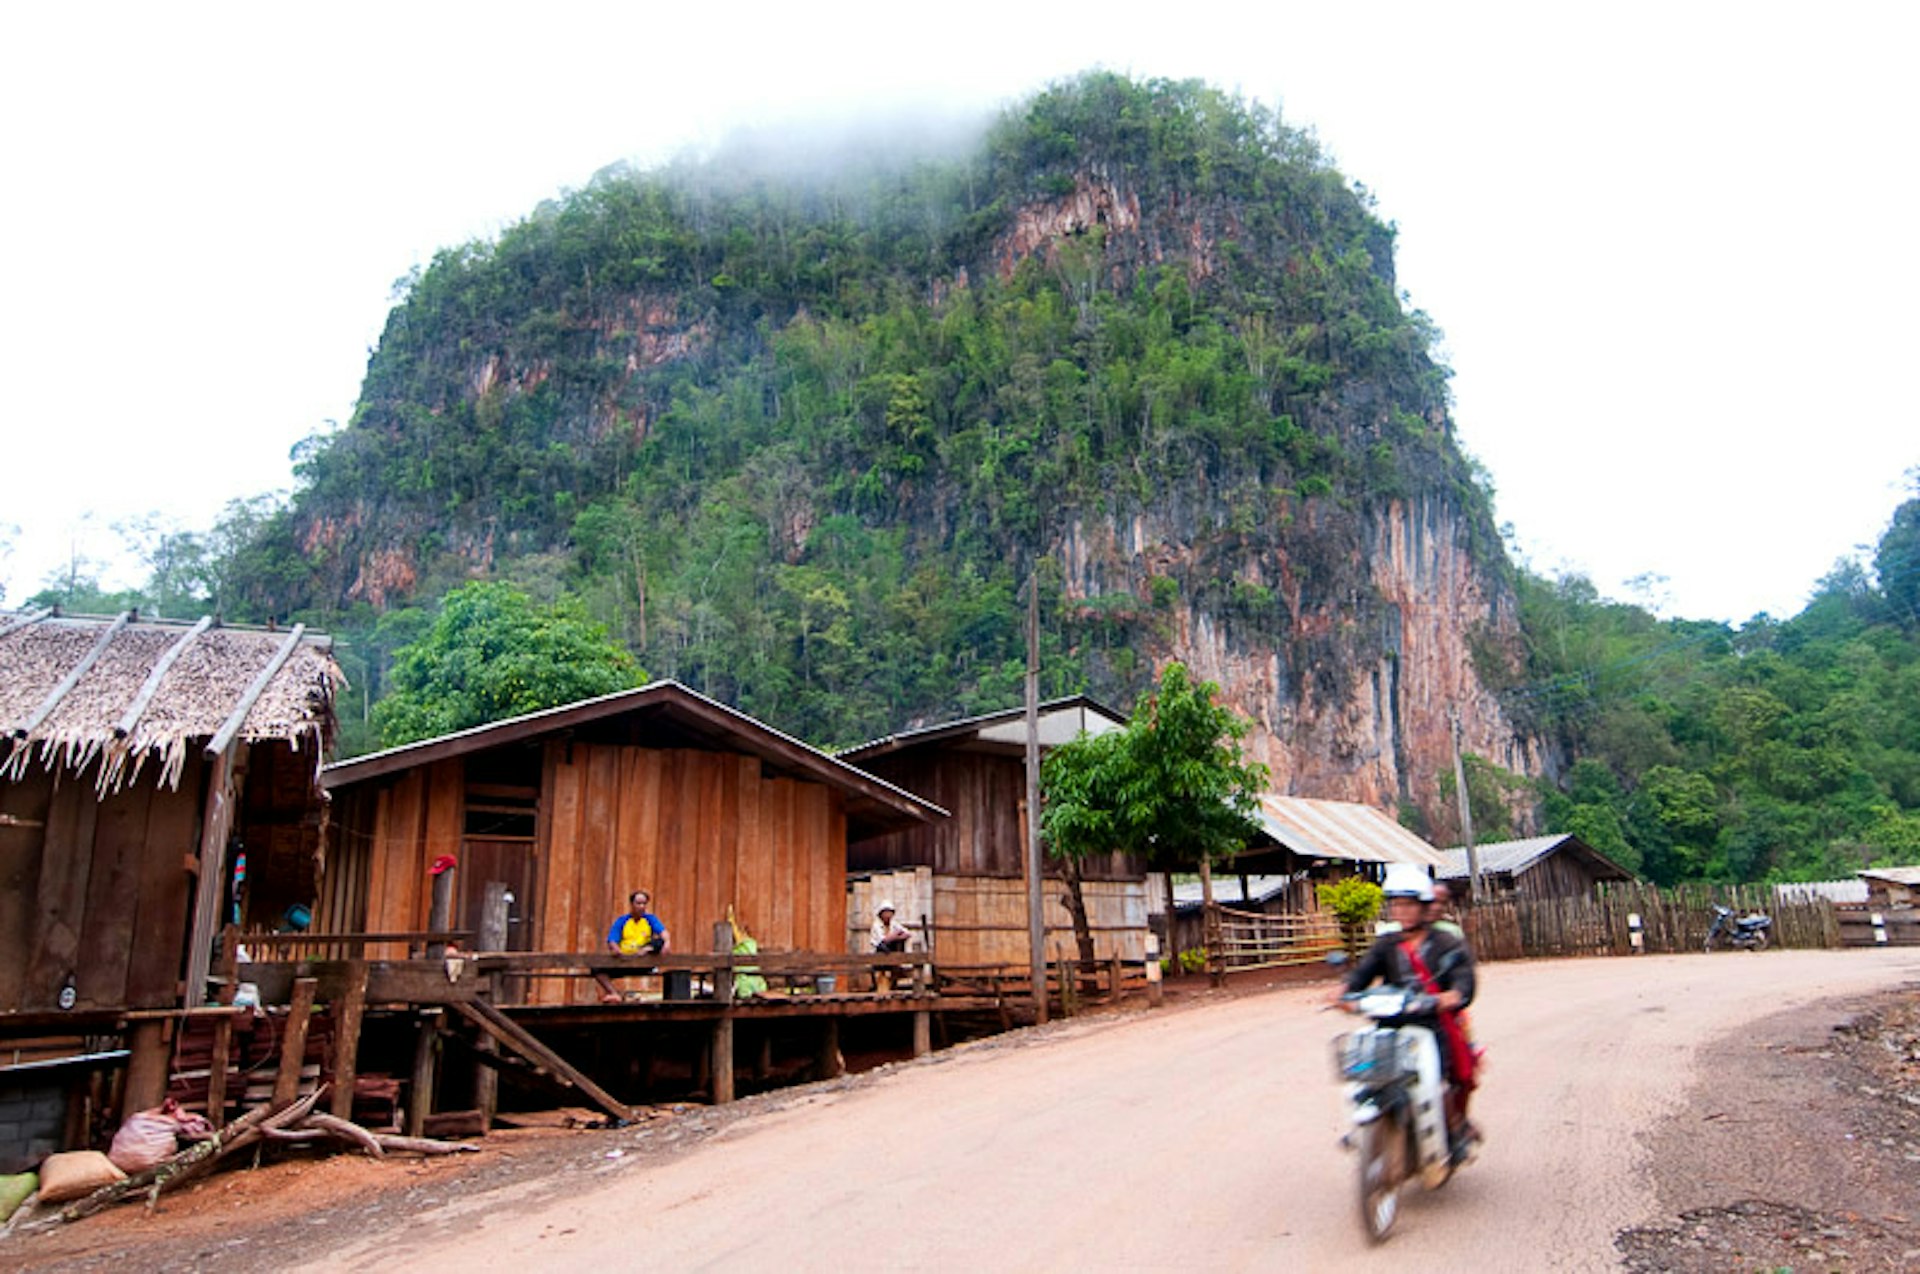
[2,1085,477,1237]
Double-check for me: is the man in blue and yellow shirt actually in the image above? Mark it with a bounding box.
[596,889,670,1002]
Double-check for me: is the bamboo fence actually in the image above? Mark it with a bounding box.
[1208,904,1345,971]
[1458,881,1842,962]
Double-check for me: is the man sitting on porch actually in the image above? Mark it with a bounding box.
[596,889,670,1002]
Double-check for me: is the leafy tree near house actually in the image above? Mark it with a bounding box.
[372,581,644,747]
[1042,662,1267,963]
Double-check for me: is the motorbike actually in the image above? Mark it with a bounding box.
[1703,904,1772,952]
[1330,981,1463,1243]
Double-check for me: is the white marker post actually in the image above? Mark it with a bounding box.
[1873,912,1889,945]
[1628,912,1644,952]
[1143,932,1163,1007]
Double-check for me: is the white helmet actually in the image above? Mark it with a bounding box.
[876,900,896,915]
[1381,864,1435,903]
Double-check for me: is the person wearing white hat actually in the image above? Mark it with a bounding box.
[870,901,911,953]
[870,901,913,993]
[1340,863,1482,1163]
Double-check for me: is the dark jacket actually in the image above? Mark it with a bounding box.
[1345,925,1476,1009]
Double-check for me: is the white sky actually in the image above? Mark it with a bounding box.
[3,1,1914,624]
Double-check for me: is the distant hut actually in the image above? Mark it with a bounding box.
[1160,795,1450,950]
[838,697,1151,964]
[0,608,338,1168]
[1858,866,1920,911]
[1437,833,1635,903]
[319,681,942,1004]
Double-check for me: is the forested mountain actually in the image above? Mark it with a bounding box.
[41,72,1920,884]
[210,71,1536,832]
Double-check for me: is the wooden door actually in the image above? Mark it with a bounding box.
[459,838,537,951]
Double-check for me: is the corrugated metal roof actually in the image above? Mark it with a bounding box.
[1859,866,1920,887]
[1435,836,1569,879]
[1435,834,1634,882]
[1170,874,1298,907]
[1776,879,1869,904]
[837,695,1126,760]
[1254,795,1446,866]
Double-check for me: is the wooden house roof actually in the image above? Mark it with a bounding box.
[838,695,1128,761]
[0,609,339,793]
[322,679,947,838]
[1437,834,1634,883]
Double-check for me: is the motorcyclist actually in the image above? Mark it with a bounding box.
[1340,863,1481,1162]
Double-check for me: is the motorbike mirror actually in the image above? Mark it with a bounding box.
[1325,950,1349,968]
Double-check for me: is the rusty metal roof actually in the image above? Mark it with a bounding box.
[1253,795,1446,866]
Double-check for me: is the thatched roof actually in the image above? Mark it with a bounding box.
[0,610,340,793]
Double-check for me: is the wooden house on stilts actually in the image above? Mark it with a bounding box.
[318,681,944,1005]
[0,608,338,1171]
[839,697,1152,965]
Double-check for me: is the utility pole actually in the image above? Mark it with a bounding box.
[1451,710,1484,901]
[1024,573,1049,1024]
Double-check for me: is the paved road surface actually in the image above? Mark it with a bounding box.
[312,949,1920,1272]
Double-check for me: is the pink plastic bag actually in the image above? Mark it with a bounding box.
[108,1098,214,1173]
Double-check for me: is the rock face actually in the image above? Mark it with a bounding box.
[1052,490,1535,831]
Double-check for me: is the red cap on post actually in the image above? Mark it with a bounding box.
[430,854,458,876]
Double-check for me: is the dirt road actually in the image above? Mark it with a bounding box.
[286,950,1915,1270]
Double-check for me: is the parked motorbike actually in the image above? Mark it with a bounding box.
[1329,981,1464,1243]
[1703,904,1772,952]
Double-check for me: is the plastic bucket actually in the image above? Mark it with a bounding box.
[814,975,836,995]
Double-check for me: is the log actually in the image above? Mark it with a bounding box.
[367,1132,480,1156]
[305,1111,385,1158]
[40,1087,324,1227]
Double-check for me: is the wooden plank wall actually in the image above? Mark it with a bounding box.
[311,786,374,940]
[360,760,464,959]
[531,744,846,1005]
[0,754,203,1013]
[847,749,1142,881]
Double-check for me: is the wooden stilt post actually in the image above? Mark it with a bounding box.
[330,961,369,1121]
[124,1020,170,1113]
[472,972,501,1126]
[274,978,318,1107]
[711,921,734,1105]
[912,1010,931,1058]
[204,923,240,1126]
[407,1009,442,1138]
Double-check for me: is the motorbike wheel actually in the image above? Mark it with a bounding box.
[1751,930,1769,951]
[1358,1112,1405,1243]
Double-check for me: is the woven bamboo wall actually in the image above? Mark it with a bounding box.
[848,870,1148,963]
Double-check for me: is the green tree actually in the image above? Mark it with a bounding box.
[372,582,644,747]
[1042,663,1268,962]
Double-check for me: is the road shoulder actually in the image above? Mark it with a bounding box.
[1617,977,1920,1271]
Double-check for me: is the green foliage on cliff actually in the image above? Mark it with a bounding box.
[1497,492,1920,885]
[207,71,1480,753]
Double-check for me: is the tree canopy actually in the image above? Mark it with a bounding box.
[371,582,645,747]
[1041,662,1268,869]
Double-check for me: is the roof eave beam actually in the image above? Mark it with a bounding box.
[115,615,215,739]
[205,624,306,759]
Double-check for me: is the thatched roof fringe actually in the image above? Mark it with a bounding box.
[0,612,340,795]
